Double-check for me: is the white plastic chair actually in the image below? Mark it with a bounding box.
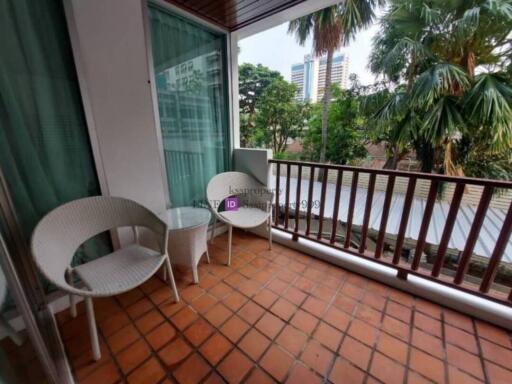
[207,172,273,265]
[31,196,179,361]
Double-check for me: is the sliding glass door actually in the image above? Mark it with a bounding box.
[0,1,111,382]
[148,5,231,208]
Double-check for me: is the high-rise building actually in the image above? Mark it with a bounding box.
[290,52,350,102]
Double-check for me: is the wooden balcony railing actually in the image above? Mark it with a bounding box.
[269,159,512,305]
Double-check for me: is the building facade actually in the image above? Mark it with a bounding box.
[291,52,349,102]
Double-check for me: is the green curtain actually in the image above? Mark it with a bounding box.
[149,5,230,208]
[0,0,111,280]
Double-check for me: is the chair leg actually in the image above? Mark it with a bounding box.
[210,215,217,243]
[268,218,272,250]
[69,294,77,318]
[85,297,101,361]
[227,225,232,266]
[66,269,77,318]
[192,267,199,284]
[205,249,211,264]
[162,264,167,281]
[165,256,180,303]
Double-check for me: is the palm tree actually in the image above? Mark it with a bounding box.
[368,0,512,178]
[288,0,382,176]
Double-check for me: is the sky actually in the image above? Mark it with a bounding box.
[238,14,382,86]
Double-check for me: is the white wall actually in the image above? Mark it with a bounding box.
[233,148,272,186]
[65,0,167,217]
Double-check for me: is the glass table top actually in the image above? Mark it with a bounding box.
[162,207,211,231]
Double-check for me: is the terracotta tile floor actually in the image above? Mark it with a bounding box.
[57,230,512,384]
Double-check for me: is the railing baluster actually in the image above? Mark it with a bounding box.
[317,167,328,240]
[294,164,302,236]
[375,175,396,258]
[274,162,280,226]
[330,170,343,244]
[284,164,291,229]
[344,172,359,249]
[480,201,512,293]
[305,166,315,236]
[359,173,376,253]
[267,158,512,307]
[431,183,465,277]
[412,180,439,270]
[392,177,417,265]
[454,186,494,285]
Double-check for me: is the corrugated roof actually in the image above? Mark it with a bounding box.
[274,176,512,263]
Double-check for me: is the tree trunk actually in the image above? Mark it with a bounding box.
[318,48,334,181]
[383,151,400,169]
[383,146,410,170]
[415,140,435,173]
[443,139,464,177]
[460,49,475,81]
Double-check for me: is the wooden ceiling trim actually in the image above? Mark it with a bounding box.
[164,0,308,31]
[161,0,228,29]
[232,0,308,30]
[223,0,289,23]
[199,0,255,22]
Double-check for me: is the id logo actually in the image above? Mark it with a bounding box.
[225,197,239,211]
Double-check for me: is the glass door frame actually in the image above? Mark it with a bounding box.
[142,0,235,209]
[0,168,65,384]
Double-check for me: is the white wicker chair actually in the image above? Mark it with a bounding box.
[31,196,179,361]
[207,172,273,265]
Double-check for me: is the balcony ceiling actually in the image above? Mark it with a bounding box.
[165,0,307,30]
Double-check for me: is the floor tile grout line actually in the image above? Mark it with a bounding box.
[116,281,182,382]
[237,251,309,383]
[70,236,314,383]
[171,242,288,382]
[323,273,363,384]
[62,232,512,384]
[473,317,490,384]
[73,294,152,383]
[441,310,450,384]
[237,241,346,383]
[363,286,388,384]
[139,267,237,382]
[101,294,153,382]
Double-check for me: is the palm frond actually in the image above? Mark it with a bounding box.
[381,37,431,79]
[453,7,480,42]
[392,110,419,144]
[388,1,426,37]
[464,73,512,150]
[288,15,314,46]
[411,63,470,106]
[421,96,465,143]
[289,1,381,55]
[372,91,408,121]
[485,0,512,19]
[420,3,443,25]
[338,0,377,44]
[312,7,343,54]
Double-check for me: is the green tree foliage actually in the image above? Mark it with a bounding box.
[253,79,310,155]
[303,84,368,164]
[367,0,512,179]
[288,0,383,169]
[239,64,283,147]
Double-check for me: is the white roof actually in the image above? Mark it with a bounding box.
[274,176,512,263]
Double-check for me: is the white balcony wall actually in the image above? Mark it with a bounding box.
[65,0,167,221]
